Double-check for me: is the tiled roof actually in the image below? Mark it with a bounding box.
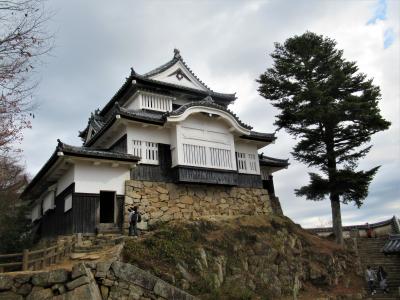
[382,234,400,254]
[97,50,236,121]
[241,131,276,143]
[143,48,212,91]
[21,140,139,199]
[59,141,139,162]
[259,155,289,168]
[308,216,400,233]
[85,104,166,147]
[166,96,252,130]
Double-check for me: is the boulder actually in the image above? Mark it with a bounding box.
[0,291,23,300]
[26,286,53,300]
[95,261,112,279]
[71,263,89,279]
[48,269,69,284]
[16,283,32,296]
[31,272,50,287]
[0,274,13,290]
[66,276,90,290]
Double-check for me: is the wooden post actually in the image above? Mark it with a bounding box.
[0,266,4,273]
[22,249,29,271]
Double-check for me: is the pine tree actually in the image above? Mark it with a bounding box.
[257,32,391,244]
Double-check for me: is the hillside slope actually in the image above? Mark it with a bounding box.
[123,215,364,299]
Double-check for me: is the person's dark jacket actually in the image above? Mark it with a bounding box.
[130,212,139,225]
[377,269,387,281]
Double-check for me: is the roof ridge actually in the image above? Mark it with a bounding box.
[142,49,213,92]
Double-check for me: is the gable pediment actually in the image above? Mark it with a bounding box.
[147,59,209,92]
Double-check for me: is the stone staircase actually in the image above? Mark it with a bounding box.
[357,237,400,300]
[72,234,125,256]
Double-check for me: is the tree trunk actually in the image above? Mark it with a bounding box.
[325,127,343,245]
[330,193,343,245]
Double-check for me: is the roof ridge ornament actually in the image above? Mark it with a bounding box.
[130,67,136,76]
[173,48,181,59]
[203,95,214,103]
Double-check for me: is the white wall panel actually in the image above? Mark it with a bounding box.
[74,162,130,195]
[57,166,74,196]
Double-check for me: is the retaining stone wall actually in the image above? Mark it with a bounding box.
[0,261,196,300]
[124,180,272,233]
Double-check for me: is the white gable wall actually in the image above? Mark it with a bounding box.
[149,61,208,91]
[74,161,130,195]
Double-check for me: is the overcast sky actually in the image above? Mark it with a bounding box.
[21,0,399,228]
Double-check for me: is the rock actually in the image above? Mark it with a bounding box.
[0,274,13,290]
[95,261,112,279]
[101,278,114,287]
[111,261,157,291]
[68,282,102,300]
[177,263,195,283]
[66,276,90,290]
[71,263,89,279]
[197,247,208,269]
[153,280,175,299]
[180,195,194,205]
[48,269,69,284]
[26,286,53,300]
[100,285,109,300]
[16,283,32,296]
[51,283,66,295]
[14,274,31,285]
[31,272,50,287]
[156,186,168,194]
[0,291,23,300]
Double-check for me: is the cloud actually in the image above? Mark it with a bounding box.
[367,0,387,25]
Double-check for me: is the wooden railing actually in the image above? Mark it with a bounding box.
[0,237,75,273]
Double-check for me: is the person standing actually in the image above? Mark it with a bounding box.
[377,266,389,294]
[129,206,141,237]
[365,265,377,295]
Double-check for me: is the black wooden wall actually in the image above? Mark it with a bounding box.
[41,183,74,238]
[41,184,124,237]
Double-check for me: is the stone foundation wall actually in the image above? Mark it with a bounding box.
[124,180,272,232]
[0,261,196,300]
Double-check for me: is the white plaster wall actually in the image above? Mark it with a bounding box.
[235,141,259,155]
[74,161,130,195]
[56,166,74,196]
[126,123,171,154]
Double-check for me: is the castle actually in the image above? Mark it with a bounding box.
[22,49,288,237]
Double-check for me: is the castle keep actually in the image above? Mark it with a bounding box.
[22,50,288,237]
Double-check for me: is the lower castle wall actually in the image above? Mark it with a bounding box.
[124,180,272,232]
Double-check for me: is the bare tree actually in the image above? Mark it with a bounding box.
[0,0,53,153]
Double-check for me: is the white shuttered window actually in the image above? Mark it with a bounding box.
[131,140,159,165]
[236,152,259,174]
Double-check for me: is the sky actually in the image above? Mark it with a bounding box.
[21,0,399,228]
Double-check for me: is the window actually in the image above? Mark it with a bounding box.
[236,152,259,174]
[236,152,247,172]
[31,204,41,221]
[131,140,159,164]
[64,194,72,212]
[42,191,55,213]
[141,93,173,112]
